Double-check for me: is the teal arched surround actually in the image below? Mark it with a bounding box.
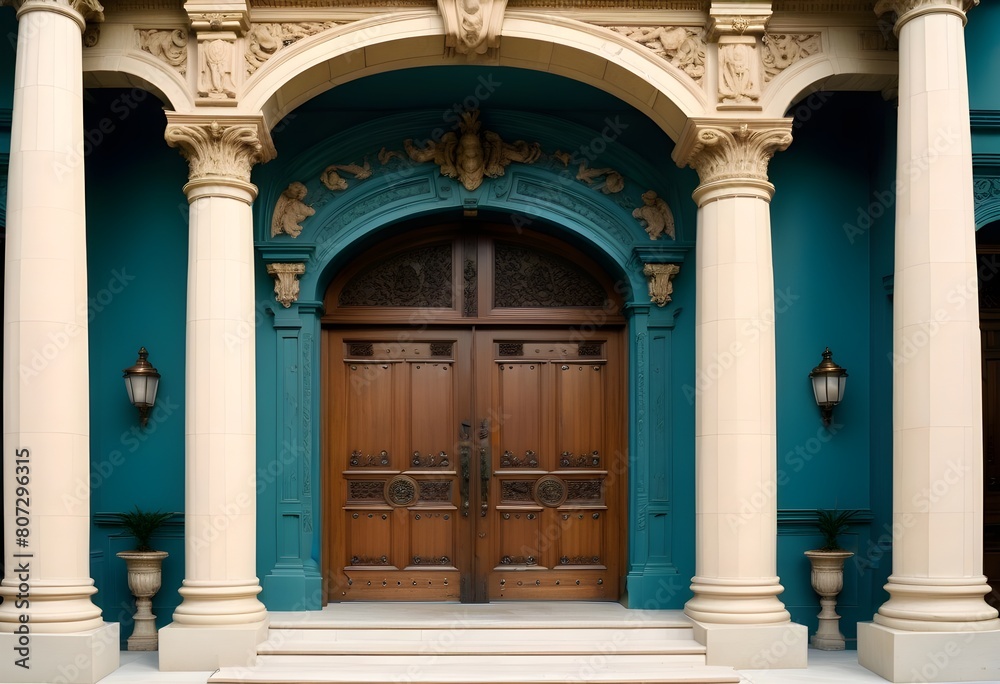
[251,109,698,609]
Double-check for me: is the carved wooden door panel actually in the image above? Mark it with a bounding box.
[474,331,623,601]
[328,331,474,601]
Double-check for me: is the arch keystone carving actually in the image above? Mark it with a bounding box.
[437,0,507,56]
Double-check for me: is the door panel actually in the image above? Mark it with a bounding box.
[329,333,472,601]
[327,329,622,602]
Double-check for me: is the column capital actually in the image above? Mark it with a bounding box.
[165,114,275,188]
[2,0,104,27]
[673,118,793,204]
[874,0,978,32]
[706,1,772,42]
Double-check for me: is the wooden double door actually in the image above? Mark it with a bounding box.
[326,327,624,602]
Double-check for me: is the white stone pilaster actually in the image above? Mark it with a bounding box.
[858,1,1000,681]
[158,116,275,671]
[673,118,807,669]
[0,0,119,680]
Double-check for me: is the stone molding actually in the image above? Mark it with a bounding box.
[673,118,793,189]
[437,0,508,56]
[874,0,978,32]
[164,115,276,183]
[266,262,307,307]
[642,263,681,306]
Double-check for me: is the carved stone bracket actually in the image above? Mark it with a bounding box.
[266,262,306,308]
[187,10,248,36]
[138,29,189,75]
[437,0,508,56]
[673,119,794,189]
[608,26,707,87]
[643,263,681,307]
[707,2,772,41]
[164,115,276,183]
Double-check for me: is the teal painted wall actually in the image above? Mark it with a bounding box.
[83,88,188,647]
[769,91,897,646]
[967,4,1000,114]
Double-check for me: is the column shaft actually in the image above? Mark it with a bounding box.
[0,0,101,633]
[877,0,999,632]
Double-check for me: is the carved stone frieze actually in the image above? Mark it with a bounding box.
[404,110,540,191]
[137,29,189,74]
[761,33,821,82]
[437,0,508,56]
[271,182,315,238]
[718,36,761,107]
[320,159,372,191]
[608,26,706,86]
[266,262,306,308]
[633,190,675,240]
[674,120,794,187]
[164,117,275,183]
[643,263,681,307]
[246,22,343,74]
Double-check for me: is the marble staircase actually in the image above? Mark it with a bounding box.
[209,603,743,684]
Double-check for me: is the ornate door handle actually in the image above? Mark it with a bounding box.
[479,418,490,517]
[459,422,471,517]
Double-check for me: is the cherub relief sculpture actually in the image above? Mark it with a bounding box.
[633,190,675,240]
[404,110,540,191]
[271,182,315,238]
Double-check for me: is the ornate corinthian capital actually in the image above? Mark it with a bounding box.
[874,0,978,31]
[164,115,276,183]
[673,119,793,189]
[3,0,104,23]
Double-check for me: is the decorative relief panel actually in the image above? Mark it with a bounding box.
[348,481,386,501]
[493,243,606,307]
[350,450,389,467]
[608,26,706,86]
[718,36,761,107]
[412,451,450,468]
[500,450,539,468]
[198,38,238,100]
[534,475,568,507]
[560,451,601,468]
[321,160,372,191]
[412,555,451,565]
[339,244,453,307]
[351,554,389,565]
[246,22,344,74]
[632,190,675,240]
[137,29,188,74]
[385,475,419,507]
[418,480,452,502]
[560,555,600,565]
[501,480,535,502]
[575,160,625,194]
[760,33,821,82]
[567,480,603,502]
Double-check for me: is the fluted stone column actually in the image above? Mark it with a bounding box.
[0,0,120,680]
[858,2,1000,681]
[673,119,806,669]
[158,115,275,671]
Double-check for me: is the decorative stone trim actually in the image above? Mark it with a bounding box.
[437,0,507,56]
[320,160,372,191]
[164,116,276,183]
[707,1,771,41]
[266,262,307,308]
[874,0,978,32]
[2,0,104,22]
[673,119,793,187]
[137,29,189,74]
[608,26,707,87]
[246,22,344,74]
[760,33,821,82]
[187,11,249,36]
[718,35,762,108]
[643,263,680,306]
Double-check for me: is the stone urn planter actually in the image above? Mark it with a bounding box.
[804,549,854,650]
[115,550,169,651]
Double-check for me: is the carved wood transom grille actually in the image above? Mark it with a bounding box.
[493,242,606,308]
[339,244,453,307]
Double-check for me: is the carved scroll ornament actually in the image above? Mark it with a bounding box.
[643,263,681,307]
[761,33,820,82]
[246,22,342,74]
[321,160,372,192]
[138,29,188,74]
[437,0,508,56]
[266,262,306,308]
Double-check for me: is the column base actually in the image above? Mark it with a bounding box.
[0,623,119,684]
[158,619,269,671]
[858,621,1000,683]
[690,620,808,669]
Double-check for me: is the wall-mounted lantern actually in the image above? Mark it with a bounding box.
[809,348,847,426]
[123,347,160,428]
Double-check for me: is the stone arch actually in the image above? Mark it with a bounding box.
[243,13,709,142]
[82,54,193,111]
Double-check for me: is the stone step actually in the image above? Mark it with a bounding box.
[209,655,744,684]
[258,626,701,655]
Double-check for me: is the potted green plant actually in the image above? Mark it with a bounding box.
[113,506,173,651]
[804,509,859,650]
